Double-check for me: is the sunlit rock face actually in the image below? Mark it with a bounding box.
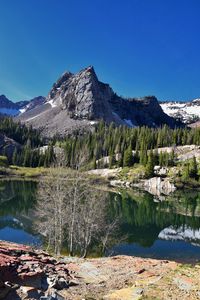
[17,66,180,136]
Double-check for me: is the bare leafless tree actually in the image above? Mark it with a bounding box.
[35,168,68,255]
[35,168,119,257]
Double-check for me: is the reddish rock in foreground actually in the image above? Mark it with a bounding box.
[0,241,72,299]
[0,240,200,300]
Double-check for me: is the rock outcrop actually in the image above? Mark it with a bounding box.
[1,240,200,300]
[0,241,73,300]
[17,66,181,136]
[136,176,176,198]
[0,133,21,160]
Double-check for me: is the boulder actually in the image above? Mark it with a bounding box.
[139,177,176,197]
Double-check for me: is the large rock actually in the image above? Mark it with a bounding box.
[139,176,176,197]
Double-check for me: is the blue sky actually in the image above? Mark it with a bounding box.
[0,0,200,101]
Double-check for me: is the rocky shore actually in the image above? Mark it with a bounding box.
[1,241,200,299]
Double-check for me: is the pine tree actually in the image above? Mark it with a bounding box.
[23,141,32,167]
[123,145,134,167]
[189,156,198,180]
[109,152,116,169]
[169,149,175,167]
[182,163,190,181]
[145,150,154,178]
[12,147,18,165]
[140,149,148,166]
[93,158,97,169]
[159,151,164,167]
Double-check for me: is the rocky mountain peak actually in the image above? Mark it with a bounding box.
[46,66,114,120]
[0,94,18,109]
[0,94,8,101]
[0,94,11,103]
[17,66,181,136]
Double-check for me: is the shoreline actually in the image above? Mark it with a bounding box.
[1,166,200,195]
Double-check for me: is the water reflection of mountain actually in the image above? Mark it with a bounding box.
[0,180,38,244]
[158,226,200,246]
[108,189,200,247]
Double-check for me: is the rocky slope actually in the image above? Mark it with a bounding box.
[0,95,45,117]
[17,66,181,136]
[0,133,21,160]
[1,240,200,300]
[160,99,200,124]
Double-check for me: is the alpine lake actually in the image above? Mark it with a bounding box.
[1,179,200,263]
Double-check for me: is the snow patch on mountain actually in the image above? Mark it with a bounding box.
[160,99,200,124]
[0,95,46,117]
[48,99,58,108]
[19,108,26,114]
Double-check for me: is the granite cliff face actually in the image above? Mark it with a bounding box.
[17,66,181,136]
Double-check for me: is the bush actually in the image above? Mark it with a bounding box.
[0,156,8,167]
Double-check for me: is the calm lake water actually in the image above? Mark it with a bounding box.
[1,180,200,263]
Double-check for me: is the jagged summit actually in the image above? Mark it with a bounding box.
[0,94,15,106]
[17,66,181,136]
[46,65,114,121]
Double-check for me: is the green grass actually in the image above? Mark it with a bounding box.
[118,164,145,182]
[2,165,47,178]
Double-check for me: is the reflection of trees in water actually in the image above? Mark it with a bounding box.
[0,180,37,216]
[34,172,200,254]
[0,181,38,237]
[2,179,200,252]
[35,169,119,256]
[107,190,200,247]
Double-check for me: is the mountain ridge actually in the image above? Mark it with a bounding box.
[15,66,181,136]
[0,94,45,116]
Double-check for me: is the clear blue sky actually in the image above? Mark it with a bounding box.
[0,0,200,101]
